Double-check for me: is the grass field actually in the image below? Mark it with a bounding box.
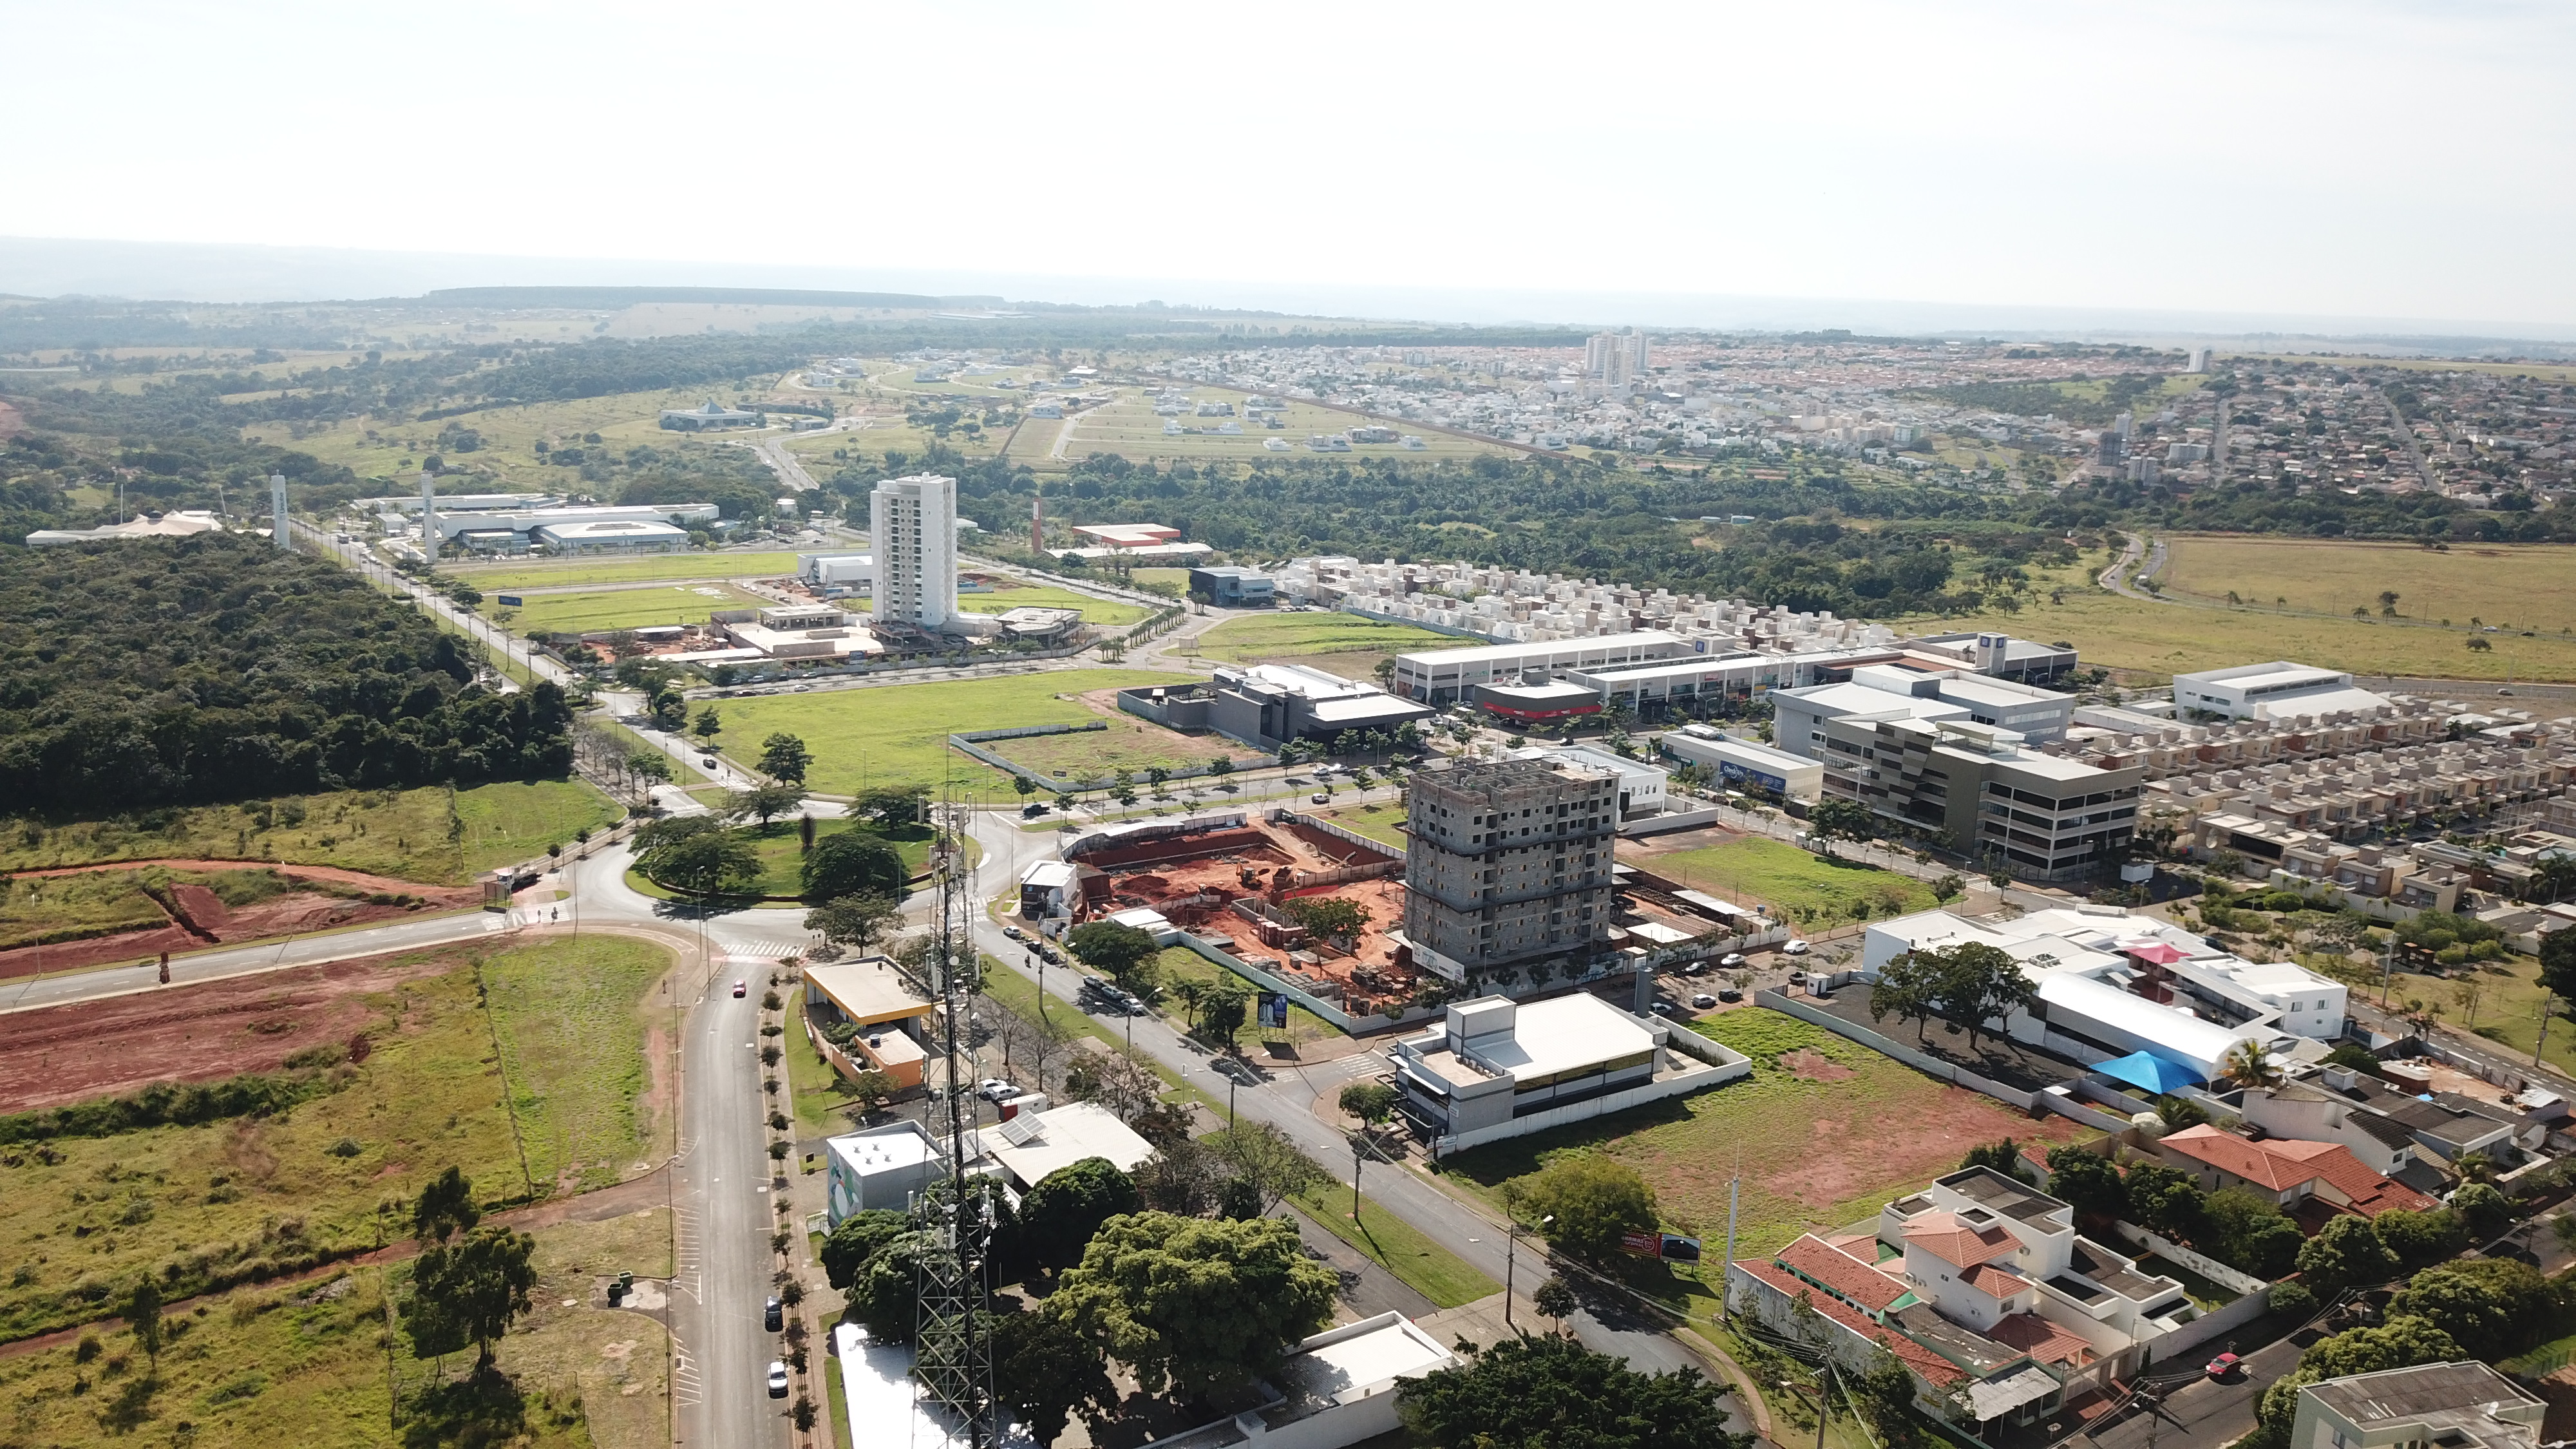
[0,866,297,953]
[2159,535,2576,638]
[1897,554,2576,684]
[266,384,781,489]
[711,670,1187,797]
[986,713,1237,788]
[481,938,675,1193]
[0,1208,669,1449]
[482,582,770,636]
[451,551,801,590]
[1439,1008,2091,1257]
[0,936,672,1342]
[1317,804,1408,850]
[969,583,1154,627]
[1285,1177,1498,1310]
[2220,353,2576,384]
[1193,612,1463,667]
[0,780,623,889]
[1634,837,1935,928]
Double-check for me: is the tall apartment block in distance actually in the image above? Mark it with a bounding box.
[1404,757,1620,994]
[1583,328,1649,387]
[870,473,958,631]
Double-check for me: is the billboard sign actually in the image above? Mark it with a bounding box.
[1622,1231,1705,1261]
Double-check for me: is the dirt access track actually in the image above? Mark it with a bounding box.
[0,858,478,981]
[0,949,470,1114]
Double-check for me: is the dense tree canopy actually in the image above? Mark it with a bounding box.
[1398,1334,1753,1449]
[0,534,572,811]
[1044,1211,1338,1401]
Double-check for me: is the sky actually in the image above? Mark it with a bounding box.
[5,0,2573,330]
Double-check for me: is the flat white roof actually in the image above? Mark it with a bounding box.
[826,1121,938,1178]
[1397,630,1687,669]
[2246,686,2394,721]
[2174,660,2347,688]
[1275,1314,1455,1411]
[2038,971,2266,1077]
[981,1101,1156,1186]
[1467,993,1658,1083]
[805,960,936,1026]
[531,518,690,540]
[1782,681,1971,723]
[1021,860,1078,889]
[1073,523,1180,545]
[831,1323,975,1449]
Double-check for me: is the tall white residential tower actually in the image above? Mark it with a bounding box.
[870,473,959,630]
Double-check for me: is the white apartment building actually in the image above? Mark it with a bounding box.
[869,473,958,631]
[2170,661,2392,722]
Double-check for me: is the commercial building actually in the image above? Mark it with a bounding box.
[1816,714,2140,880]
[1908,632,2080,686]
[798,550,873,592]
[1389,994,1743,1150]
[528,517,690,554]
[1657,725,1824,801]
[1133,1313,1461,1449]
[870,473,960,632]
[1730,1167,2201,1438]
[413,502,720,552]
[823,1122,942,1226]
[1390,631,1692,705]
[800,959,938,1091]
[659,400,766,431]
[721,603,880,661]
[1772,663,2074,761]
[1072,523,1180,549]
[2287,1361,2541,1449]
[1186,565,1275,607]
[1118,665,1432,752]
[1862,905,2347,1083]
[1403,757,1619,989]
[2171,661,2393,722]
[1473,676,1605,724]
[1510,745,1667,820]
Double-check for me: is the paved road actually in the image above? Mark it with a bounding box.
[1,906,513,1014]
[2075,1335,2300,1449]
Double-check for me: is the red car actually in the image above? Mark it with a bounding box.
[2205,1352,2241,1381]
[731,980,747,998]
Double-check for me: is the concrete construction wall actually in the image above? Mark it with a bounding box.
[1658,1025,1757,1077]
[1439,1068,1719,1153]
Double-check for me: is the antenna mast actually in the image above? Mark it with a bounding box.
[914,790,994,1446]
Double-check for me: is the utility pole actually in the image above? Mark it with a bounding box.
[1812,1358,1835,1449]
[2537,994,2559,1070]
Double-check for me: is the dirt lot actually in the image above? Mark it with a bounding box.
[0,859,477,980]
[0,951,462,1113]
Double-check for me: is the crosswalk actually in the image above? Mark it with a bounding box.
[718,942,806,963]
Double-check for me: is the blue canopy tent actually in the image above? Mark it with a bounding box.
[2093,1049,2205,1095]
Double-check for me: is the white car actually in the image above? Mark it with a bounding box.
[1692,992,1718,1009]
[976,1078,1018,1103]
[1783,940,1811,956]
[1720,952,1747,969]
[766,1360,790,1397]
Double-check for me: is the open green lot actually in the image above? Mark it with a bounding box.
[1151,947,1339,1046]
[0,780,623,889]
[0,1208,669,1449]
[1055,389,1513,468]
[1316,803,1408,850]
[1897,554,2576,684]
[1633,837,1935,929]
[0,935,672,1342]
[711,670,1187,797]
[451,550,801,589]
[1286,1177,1497,1310]
[734,818,935,898]
[970,583,1155,627]
[2159,534,2576,638]
[1194,612,1462,666]
[986,713,1240,789]
[0,866,295,953]
[481,582,770,636]
[263,384,775,489]
[1439,1008,2090,1260]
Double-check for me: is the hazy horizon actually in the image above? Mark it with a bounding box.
[6,2,2573,335]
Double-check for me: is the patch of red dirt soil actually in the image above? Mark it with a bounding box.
[1761,1085,2088,1209]
[0,951,465,1113]
[0,862,478,981]
[1779,1047,1855,1081]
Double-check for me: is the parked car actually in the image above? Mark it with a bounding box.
[1783,939,1812,955]
[2205,1352,2241,1381]
[977,1078,1018,1103]
[1002,924,1025,942]
[1648,1001,1676,1017]
[1692,993,1717,1009]
[1720,952,1747,969]
[1718,988,1744,1003]
[764,1296,782,1332]
[767,1361,790,1397]
[731,980,747,998]
[1681,960,1707,976]
[1311,792,1331,804]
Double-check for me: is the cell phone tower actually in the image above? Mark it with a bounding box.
[270,473,289,551]
[914,791,996,1446]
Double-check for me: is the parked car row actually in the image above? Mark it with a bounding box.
[1078,976,1150,1017]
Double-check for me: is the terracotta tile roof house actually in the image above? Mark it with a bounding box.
[1736,1256,1966,1387]
[1777,1233,1911,1313]
[1955,1262,2034,1299]
[1989,1312,2094,1368]
[2157,1124,2438,1217]
[1901,1210,2017,1269]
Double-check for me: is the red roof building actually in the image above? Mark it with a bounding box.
[2156,1124,2437,1217]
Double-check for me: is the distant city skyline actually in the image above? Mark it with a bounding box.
[5,1,2573,328]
